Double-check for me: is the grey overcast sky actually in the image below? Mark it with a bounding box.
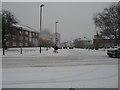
[2,2,116,42]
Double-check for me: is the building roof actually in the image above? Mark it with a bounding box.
[12,24,39,33]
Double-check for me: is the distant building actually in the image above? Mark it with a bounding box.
[61,41,74,47]
[5,24,39,48]
[51,32,61,46]
[93,39,120,48]
[93,35,120,47]
[74,37,93,48]
[80,39,93,47]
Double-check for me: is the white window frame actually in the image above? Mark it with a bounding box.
[25,31,29,35]
[12,42,17,46]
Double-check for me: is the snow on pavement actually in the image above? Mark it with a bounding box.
[0,49,2,89]
[1,48,119,88]
[2,48,118,68]
[2,65,118,88]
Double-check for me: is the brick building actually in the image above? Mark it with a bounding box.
[93,39,120,47]
[5,24,39,48]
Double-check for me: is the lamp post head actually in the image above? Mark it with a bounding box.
[56,21,59,24]
[40,4,44,7]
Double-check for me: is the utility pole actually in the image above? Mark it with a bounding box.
[55,21,59,46]
[39,4,44,53]
[3,39,6,55]
[20,27,23,54]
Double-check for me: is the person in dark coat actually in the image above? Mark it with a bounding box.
[54,44,58,53]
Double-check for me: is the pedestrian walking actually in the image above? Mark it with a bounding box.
[54,44,58,53]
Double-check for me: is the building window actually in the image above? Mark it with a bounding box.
[25,37,29,40]
[33,33,35,36]
[36,33,38,36]
[19,43,23,46]
[12,35,16,40]
[29,37,32,41]
[36,38,38,41]
[20,36,23,40]
[29,32,32,37]
[33,38,36,41]
[19,30,22,34]
[12,42,16,46]
[31,38,35,41]
[6,42,9,46]
[25,43,28,46]
[25,31,29,35]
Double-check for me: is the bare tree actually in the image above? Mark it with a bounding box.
[93,2,120,40]
[2,10,18,55]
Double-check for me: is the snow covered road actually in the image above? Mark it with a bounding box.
[2,48,118,68]
[3,65,118,88]
[2,48,119,88]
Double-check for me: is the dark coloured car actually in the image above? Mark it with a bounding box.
[69,46,74,49]
[107,47,120,58]
[58,46,62,49]
[63,46,67,49]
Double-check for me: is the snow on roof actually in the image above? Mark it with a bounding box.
[12,24,39,33]
[102,36,110,39]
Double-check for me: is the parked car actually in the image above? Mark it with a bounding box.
[69,46,74,49]
[58,46,62,49]
[63,46,67,49]
[107,46,120,58]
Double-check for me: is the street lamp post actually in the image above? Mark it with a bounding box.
[20,27,23,54]
[39,4,44,53]
[3,38,6,55]
[55,21,59,46]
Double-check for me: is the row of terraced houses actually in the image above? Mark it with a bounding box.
[5,24,39,48]
[4,24,61,48]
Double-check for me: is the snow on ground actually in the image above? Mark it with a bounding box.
[1,47,116,57]
[0,49,2,89]
[2,65,118,88]
[2,47,118,68]
[1,47,119,88]
[2,47,72,57]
